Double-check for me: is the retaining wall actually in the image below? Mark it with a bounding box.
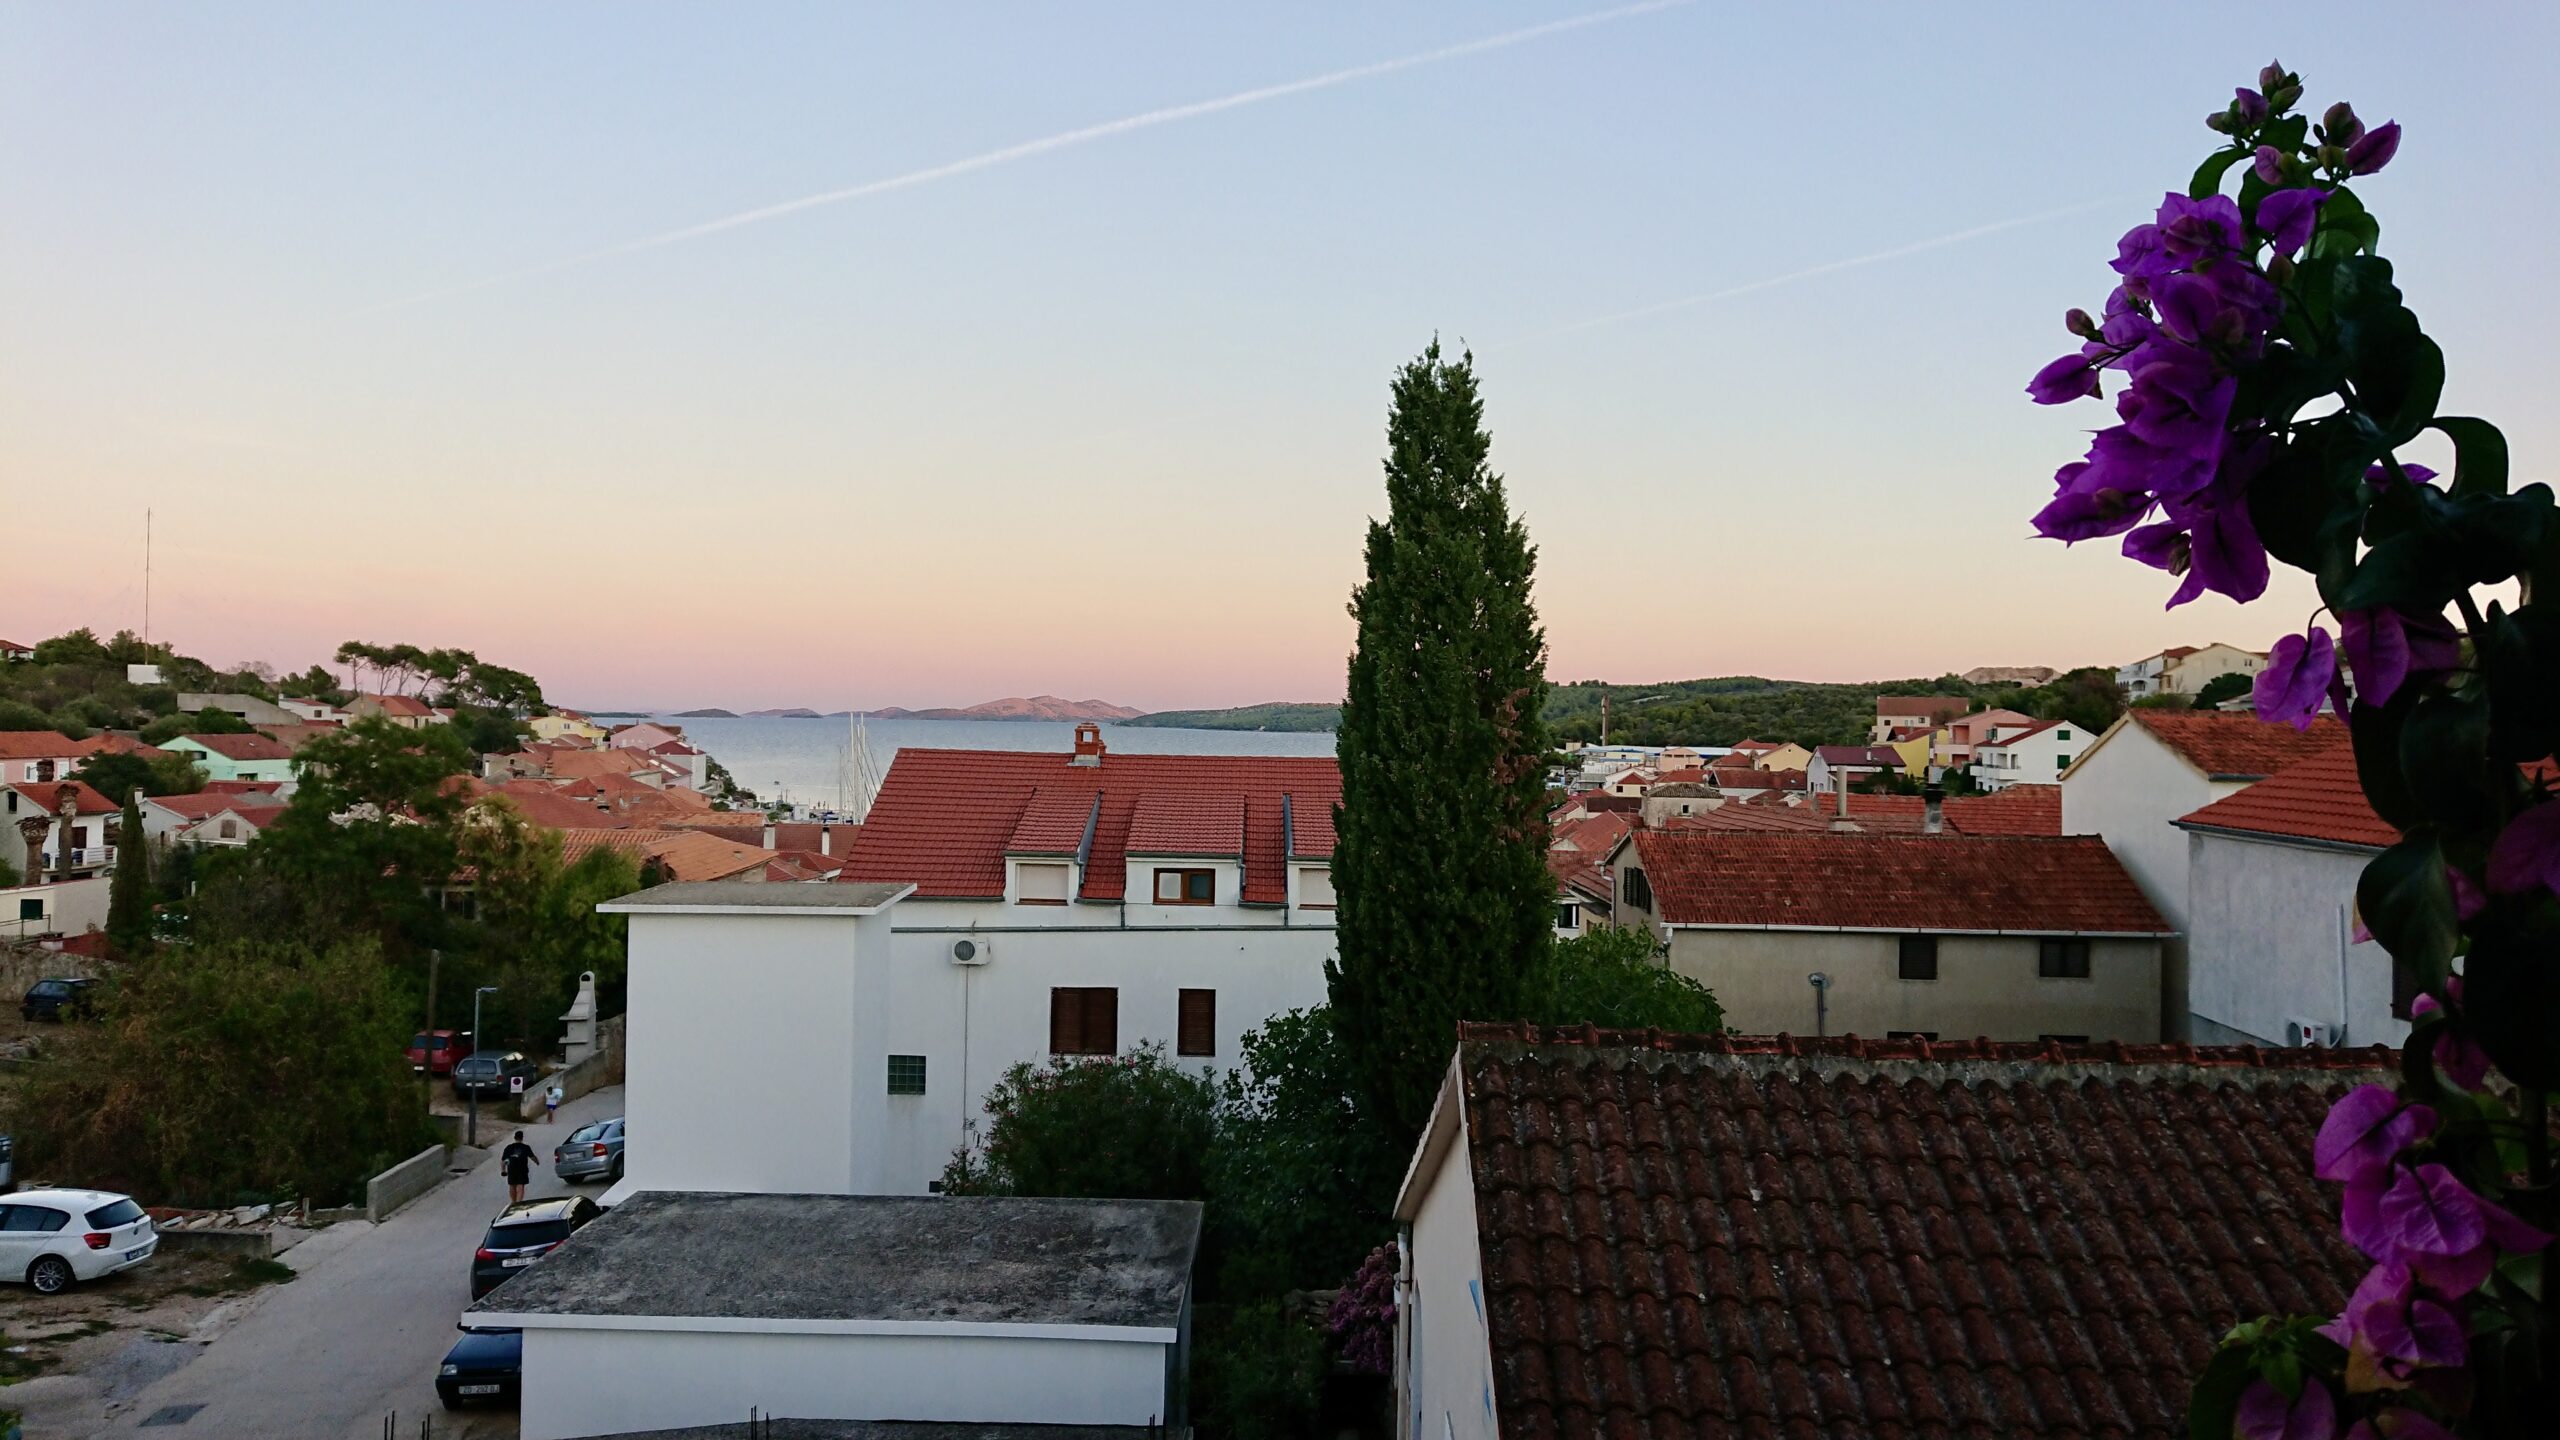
[365,1144,452,1223]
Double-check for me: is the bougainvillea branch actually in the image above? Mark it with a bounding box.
[2026,62,2554,1440]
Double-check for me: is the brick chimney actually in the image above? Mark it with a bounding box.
[17,814,48,883]
[1069,722,1106,767]
[1923,780,1945,836]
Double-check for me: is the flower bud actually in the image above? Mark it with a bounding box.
[2253,146,2286,185]
[2206,111,2234,134]
[2267,253,2295,285]
[2318,144,2349,172]
[2065,308,2100,340]
[2259,60,2287,94]
[2269,83,2302,113]
[2232,88,2269,125]
[2322,101,2364,147]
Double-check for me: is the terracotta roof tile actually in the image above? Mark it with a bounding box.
[1447,1024,2388,1440]
[1629,831,2169,933]
[1716,768,1809,792]
[357,693,434,718]
[845,747,1340,902]
[1007,787,1100,855]
[2174,743,2395,850]
[8,780,118,816]
[179,732,295,762]
[0,732,118,761]
[1287,795,1336,858]
[2126,711,2343,780]
[1814,745,1904,766]
[1126,792,1245,857]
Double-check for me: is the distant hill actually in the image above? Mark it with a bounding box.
[1544,673,2096,749]
[675,707,740,718]
[1129,702,1342,732]
[745,707,821,718]
[855,696,1145,723]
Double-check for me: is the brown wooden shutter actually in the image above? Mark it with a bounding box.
[1090,988,1118,1054]
[1178,989,1216,1057]
[1049,988,1081,1056]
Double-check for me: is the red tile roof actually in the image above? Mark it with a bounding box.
[1287,795,1336,857]
[1439,1024,2388,1440]
[2174,743,2395,850]
[845,747,1340,904]
[202,779,283,796]
[1872,694,1969,718]
[1675,786,2062,838]
[358,693,434,718]
[149,791,268,821]
[1814,744,1904,766]
[1628,831,2169,933]
[8,780,118,816]
[180,733,295,762]
[1126,792,1246,857]
[1651,767,1708,786]
[0,732,112,761]
[2121,711,2343,780]
[1007,787,1100,855]
[1713,767,1808,792]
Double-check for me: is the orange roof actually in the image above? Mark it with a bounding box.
[1663,786,2061,838]
[358,693,434,718]
[2174,744,2394,850]
[179,732,295,761]
[1628,831,2169,933]
[2124,711,2344,780]
[545,748,657,781]
[0,732,116,761]
[7,780,118,816]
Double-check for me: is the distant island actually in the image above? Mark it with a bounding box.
[1127,702,1342,732]
[675,707,739,718]
[746,707,821,718]
[852,696,1146,723]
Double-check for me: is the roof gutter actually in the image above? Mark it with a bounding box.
[463,1312,1178,1344]
[1660,922,2176,938]
[2170,820,2388,857]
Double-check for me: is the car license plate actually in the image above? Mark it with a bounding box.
[459,1384,501,1396]
[126,1240,156,1261]
[502,1256,534,1266]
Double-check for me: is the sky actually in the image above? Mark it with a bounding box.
[5,2,2556,711]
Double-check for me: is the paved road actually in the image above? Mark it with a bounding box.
[28,1084,625,1440]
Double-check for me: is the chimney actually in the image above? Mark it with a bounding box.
[17,815,47,883]
[1069,722,1106,767]
[1923,780,1945,836]
[820,818,833,857]
[52,788,78,881]
[762,820,777,850]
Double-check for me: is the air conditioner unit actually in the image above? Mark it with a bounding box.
[2283,1016,2340,1048]
[949,937,991,967]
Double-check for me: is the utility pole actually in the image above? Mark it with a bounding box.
[469,985,498,1147]
[421,949,440,1115]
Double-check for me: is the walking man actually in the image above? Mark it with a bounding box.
[501,1130,538,1205]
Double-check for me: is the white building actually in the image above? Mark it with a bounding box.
[2118,642,2266,699]
[472,1190,1200,1440]
[278,696,347,722]
[1971,717,2086,789]
[2060,709,2341,1040]
[2173,745,2413,1048]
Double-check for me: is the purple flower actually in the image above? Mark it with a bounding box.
[2156,192,2247,268]
[2323,102,2365,148]
[2486,800,2560,897]
[2338,606,2459,708]
[2110,222,2164,278]
[2350,1163,2555,1294]
[2315,1084,2436,1186]
[2256,187,2329,257]
[2338,1261,2468,1374]
[2116,355,2236,466]
[2254,145,2287,185]
[2233,88,2270,126]
[2347,120,2401,175]
[2256,625,2337,729]
[2237,1379,2336,1440]
[2363,461,2440,490]
[2027,351,2102,405]
[2347,1410,2458,1440]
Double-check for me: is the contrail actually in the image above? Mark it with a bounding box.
[355,1,1693,315]
[1525,196,2130,339]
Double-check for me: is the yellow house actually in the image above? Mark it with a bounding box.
[1886,732,1939,776]
[1726,738,1813,772]
[530,710,609,744]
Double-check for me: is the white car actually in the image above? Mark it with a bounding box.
[0,1187,158,1295]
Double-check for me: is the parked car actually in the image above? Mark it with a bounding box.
[552,1117,624,1185]
[407,1028,475,1076]
[0,1133,14,1193]
[0,1188,157,1295]
[469,1194,599,1299]
[450,1051,541,1099]
[436,1325,522,1410]
[20,978,97,1023]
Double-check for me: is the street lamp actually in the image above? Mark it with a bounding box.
[468,985,499,1147]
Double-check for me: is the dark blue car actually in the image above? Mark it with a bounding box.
[436,1326,520,1410]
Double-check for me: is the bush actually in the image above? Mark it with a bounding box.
[1210,1008,1406,1299]
[1327,1244,1397,1375]
[1191,1299,1326,1440]
[0,698,51,731]
[943,1044,1217,1201]
[4,939,435,1206]
[1527,924,1725,1033]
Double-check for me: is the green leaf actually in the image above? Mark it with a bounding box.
[2398,690,2499,831]
[2358,834,2458,989]
[2349,689,2422,831]
[2337,529,2461,612]
[2433,417,2511,499]
[2188,1345,2257,1440]
[2260,114,2310,154]
[2189,147,2251,200]
[2461,910,2560,1091]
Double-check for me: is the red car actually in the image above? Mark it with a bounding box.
[408,1030,475,1077]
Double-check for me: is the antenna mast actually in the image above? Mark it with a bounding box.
[143,509,153,652]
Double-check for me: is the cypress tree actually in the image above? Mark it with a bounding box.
[107,787,154,958]
[1327,341,1554,1142]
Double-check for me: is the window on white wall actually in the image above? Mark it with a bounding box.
[1016,861,1070,904]
[1298,865,1336,909]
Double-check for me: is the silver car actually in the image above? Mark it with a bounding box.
[552,1117,624,1184]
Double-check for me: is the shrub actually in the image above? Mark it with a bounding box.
[1527,924,1725,1033]
[1327,1244,1398,1376]
[1209,1008,1405,1299]
[1190,1299,1326,1440]
[942,1044,1217,1201]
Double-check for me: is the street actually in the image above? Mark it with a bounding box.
[15,1084,625,1440]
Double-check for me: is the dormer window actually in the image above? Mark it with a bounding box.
[1154,868,1214,905]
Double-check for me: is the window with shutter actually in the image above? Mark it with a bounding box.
[1178,989,1216,1057]
[1016,861,1071,904]
[1049,987,1119,1056]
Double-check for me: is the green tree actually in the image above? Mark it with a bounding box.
[106,790,154,958]
[1208,1007,1406,1298]
[0,698,49,731]
[1527,924,1725,1032]
[941,1046,1218,1202]
[31,628,110,667]
[1328,341,1555,1141]
[2022,665,2125,734]
[2191,671,2253,710]
[75,750,205,800]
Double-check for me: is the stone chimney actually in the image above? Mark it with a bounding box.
[17,815,48,883]
[51,788,77,882]
[1923,781,1945,836]
[1069,722,1106,767]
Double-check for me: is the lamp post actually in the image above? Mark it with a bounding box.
[468,985,499,1147]
[1807,972,1830,1038]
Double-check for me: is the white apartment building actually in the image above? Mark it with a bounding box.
[2118,642,2266,698]
[1972,718,2085,789]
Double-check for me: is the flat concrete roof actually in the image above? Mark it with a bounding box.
[470,1191,1201,1332]
[595,880,913,916]
[583,1423,1164,1440]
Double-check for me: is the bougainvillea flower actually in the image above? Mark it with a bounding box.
[2236,1378,2335,1440]
[2117,356,2236,468]
[2351,1163,2555,1295]
[2335,1262,2468,1375]
[2323,101,2365,148]
[2347,1409,2458,1440]
[2408,980,2491,1090]
[2315,1084,2436,1185]
[2339,605,2460,708]
[2027,351,2103,405]
[2155,192,2247,268]
[2363,461,2439,490]
[2485,800,2560,897]
[2232,87,2270,125]
[2256,187,2329,256]
[2253,146,2286,185]
[2256,625,2336,728]
[2348,120,2402,175]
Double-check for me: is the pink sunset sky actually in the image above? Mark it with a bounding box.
[7,5,2550,713]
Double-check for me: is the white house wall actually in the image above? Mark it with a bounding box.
[2185,831,2412,1049]
[1406,1143,1497,1440]
[2061,726,2243,1041]
[519,1327,1173,1440]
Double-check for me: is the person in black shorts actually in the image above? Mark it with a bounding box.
[501,1131,538,1204]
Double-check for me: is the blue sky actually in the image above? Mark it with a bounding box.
[4,2,2553,709]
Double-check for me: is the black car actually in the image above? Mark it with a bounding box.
[469,1194,599,1299]
[450,1050,541,1099]
[436,1326,521,1410]
[21,978,97,1023]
